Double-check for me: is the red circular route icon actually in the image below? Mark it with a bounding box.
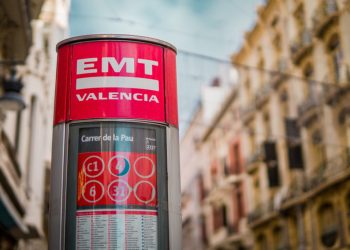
[82,180,104,203]
[82,155,104,178]
[134,156,155,178]
[134,181,156,204]
[108,156,130,177]
[107,179,131,202]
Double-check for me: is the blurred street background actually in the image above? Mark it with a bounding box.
[1,0,350,249]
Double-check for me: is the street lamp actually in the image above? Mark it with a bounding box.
[0,69,26,111]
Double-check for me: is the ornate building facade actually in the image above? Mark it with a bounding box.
[181,76,251,249]
[0,0,70,248]
[234,0,350,249]
[181,0,350,249]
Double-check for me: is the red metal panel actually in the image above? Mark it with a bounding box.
[54,45,70,124]
[164,49,178,127]
[54,39,175,124]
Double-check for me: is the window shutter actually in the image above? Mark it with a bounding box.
[264,142,280,187]
[288,144,304,169]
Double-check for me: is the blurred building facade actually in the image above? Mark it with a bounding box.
[181,76,251,249]
[181,0,350,249]
[0,0,69,249]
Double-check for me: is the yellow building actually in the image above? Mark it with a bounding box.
[232,0,350,249]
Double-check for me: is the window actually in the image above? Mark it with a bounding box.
[327,34,343,83]
[346,193,350,237]
[198,174,206,201]
[200,215,208,245]
[263,113,270,139]
[303,64,317,100]
[235,183,245,219]
[272,226,284,250]
[211,160,218,186]
[230,143,241,174]
[213,205,227,232]
[257,234,269,250]
[318,203,338,247]
[309,128,325,169]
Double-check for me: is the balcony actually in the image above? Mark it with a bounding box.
[271,59,288,90]
[290,29,313,65]
[305,148,350,191]
[255,84,271,108]
[247,200,274,226]
[240,103,256,124]
[245,146,264,173]
[323,65,350,105]
[297,88,322,126]
[312,0,339,39]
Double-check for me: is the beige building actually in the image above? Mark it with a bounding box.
[0,0,69,248]
[181,0,350,249]
[232,0,350,249]
[181,75,252,250]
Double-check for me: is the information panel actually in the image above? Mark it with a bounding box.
[65,123,167,250]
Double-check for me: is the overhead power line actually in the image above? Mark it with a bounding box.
[69,13,236,43]
[179,118,348,149]
[177,49,340,87]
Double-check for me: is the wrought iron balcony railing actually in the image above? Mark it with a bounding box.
[298,92,320,115]
[271,59,288,89]
[247,200,274,225]
[255,84,271,107]
[323,64,350,105]
[245,146,264,172]
[297,88,322,126]
[240,103,256,124]
[313,0,339,38]
[305,148,350,191]
[290,29,313,65]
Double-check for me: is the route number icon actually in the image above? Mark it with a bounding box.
[108,156,130,177]
[82,180,104,203]
[108,180,131,202]
[83,155,104,177]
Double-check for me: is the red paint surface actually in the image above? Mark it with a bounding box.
[53,45,70,124]
[164,49,178,127]
[54,39,178,127]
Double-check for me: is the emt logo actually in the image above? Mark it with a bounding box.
[75,57,160,103]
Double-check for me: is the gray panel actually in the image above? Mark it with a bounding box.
[166,126,182,250]
[65,121,169,250]
[48,123,68,250]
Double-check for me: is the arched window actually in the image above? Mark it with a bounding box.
[272,226,284,250]
[302,63,317,101]
[318,203,338,247]
[346,193,350,237]
[327,33,343,83]
[257,234,269,250]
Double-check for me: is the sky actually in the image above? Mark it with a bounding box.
[69,0,263,134]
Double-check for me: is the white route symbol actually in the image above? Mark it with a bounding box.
[108,155,130,177]
[82,155,105,178]
[82,180,104,203]
[133,156,155,178]
[107,179,132,202]
[133,180,156,204]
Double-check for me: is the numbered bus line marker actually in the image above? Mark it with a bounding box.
[81,180,105,203]
[82,155,105,178]
[108,155,131,177]
[107,179,132,202]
